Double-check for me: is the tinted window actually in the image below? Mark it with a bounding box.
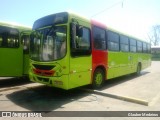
[137,41,142,53]
[120,35,128,44]
[130,38,136,52]
[107,31,119,51]
[108,31,119,43]
[120,35,129,52]
[93,26,106,50]
[130,38,136,46]
[0,26,19,48]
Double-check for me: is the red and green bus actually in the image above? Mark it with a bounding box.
[0,22,31,77]
[29,12,151,89]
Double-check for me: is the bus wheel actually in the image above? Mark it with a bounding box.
[92,68,104,89]
[136,63,141,76]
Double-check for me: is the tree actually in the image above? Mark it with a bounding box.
[148,25,160,46]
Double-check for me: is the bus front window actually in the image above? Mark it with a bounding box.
[30,26,67,61]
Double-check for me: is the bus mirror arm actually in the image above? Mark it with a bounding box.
[76,25,83,37]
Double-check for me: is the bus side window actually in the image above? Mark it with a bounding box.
[8,36,19,47]
[137,41,142,53]
[130,38,137,52]
[0,26,19,48]
[93,26,106,50]
[107,31,119,51]
[120,35,129,52]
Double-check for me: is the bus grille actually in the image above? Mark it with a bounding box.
[33,64,55,70]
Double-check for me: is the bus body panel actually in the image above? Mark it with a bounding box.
[69,56,92,89]
[140,53,151,70]
[23,54,30,75]
[92,49,108,80]
[107,51,133,79]
[0,47,23,76]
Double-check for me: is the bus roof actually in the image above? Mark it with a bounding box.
[0,21,31,31]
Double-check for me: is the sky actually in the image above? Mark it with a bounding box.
[0,0,160,41]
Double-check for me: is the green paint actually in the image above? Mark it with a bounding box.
[107,51,151,79]
[0,22,31,77]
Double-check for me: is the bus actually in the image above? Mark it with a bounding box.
[0,21,31,77]
[29,12,151,90]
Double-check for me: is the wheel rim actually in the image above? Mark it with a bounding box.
[95,72,103,86]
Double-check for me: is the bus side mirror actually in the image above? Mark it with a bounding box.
[71,22,77,49]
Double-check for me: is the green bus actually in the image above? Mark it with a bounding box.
[29,12,151,90]
[0,22,31,77]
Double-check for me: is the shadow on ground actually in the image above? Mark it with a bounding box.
[0,77,31,88]
[6,85,92,111]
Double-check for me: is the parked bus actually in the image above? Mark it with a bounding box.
[29,12,151,89]
[0,21,31,77]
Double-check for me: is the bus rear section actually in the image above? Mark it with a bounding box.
[0,22,31,77]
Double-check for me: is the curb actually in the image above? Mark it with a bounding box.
[81,88,149,106]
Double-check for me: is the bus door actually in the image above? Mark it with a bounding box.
[0,26,23,76]
[69,21,92,89]
[21,31,31,75]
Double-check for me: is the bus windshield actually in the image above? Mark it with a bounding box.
[30,25,67,61]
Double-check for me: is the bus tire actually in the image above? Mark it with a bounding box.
[92,68,105,89]
[136,63,141,76]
